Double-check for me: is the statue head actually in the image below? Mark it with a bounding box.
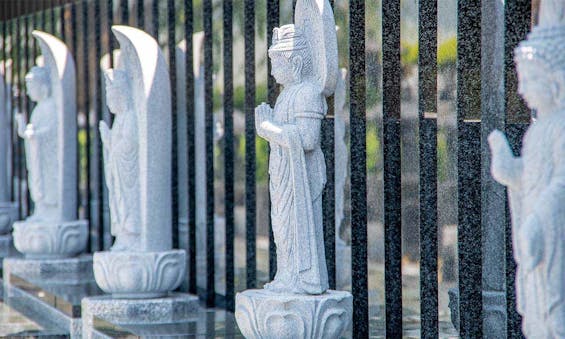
[268,25,313,85]
[514,27,565,117]
[104,69,131,114]
[25,66,50,102]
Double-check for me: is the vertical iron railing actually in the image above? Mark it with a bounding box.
[382,0,403,336]
[244,0,256,290]
[223,0,235,313]
[184,0,197,297]
[504,1,532,337]
[349,0,368,337]
[418,0,439,337]
[457,1,483,337]
[203,0,215,307]
[168,0,179,251]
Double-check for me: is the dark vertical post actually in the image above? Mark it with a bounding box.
[108,0,115,68]
[203,0,215,307]
[82,0,92,251]
[10,15,18,206]
[350,0,368,337]
[184,0,197,296]
[244,0,256,289]
[23,14,30,216]
[504,1,531,337]
[168,0,179,251]
[418,0,438,337]
[266,0,279,284]
[120,0,129,24]
[16,8,23,216]
[70,2,79,217]
[137,0,144,29]
[94,0,104,252]
[152,0,158,39]
[223,0,235,312]
[322,0,336,290]
[382,0,402,335]
[60,2,66,43]
[50,1,56,34]
[457,1,482,337]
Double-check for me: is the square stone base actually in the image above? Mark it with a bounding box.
[82,293,199,338]
[3,254,93,283]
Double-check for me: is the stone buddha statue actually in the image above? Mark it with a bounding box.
[255,23,330,295]
[488,1,565,335]
[100,69,140,251]
[16,66,58,221]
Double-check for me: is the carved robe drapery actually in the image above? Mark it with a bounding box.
[507,114,565,338]
[23,98,58,217]
[269,81,328,295]
[103,110,140,236]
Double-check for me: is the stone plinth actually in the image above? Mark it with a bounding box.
[13,219,88,259]
[93,249,186,299]
[82,294,199,336]
[3,255,93,283]
[0,202,19,234]
[235,289,352,339]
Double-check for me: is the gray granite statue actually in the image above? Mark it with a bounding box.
[12,31,87,259]
[93,26,185,298]
[488,0,565,336]
[235,1,352,337]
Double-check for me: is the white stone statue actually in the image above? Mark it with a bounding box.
[236,1,352,337]
[12,31,87,259]
[93,26,185,298]
[488,2,565,336]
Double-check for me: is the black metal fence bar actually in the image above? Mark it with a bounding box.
[244,0,256,290]
[120,0,129,25]
[82,0,92,250]
[168,0,179,251]
[223,0,235,313]
[203,0,215,307]
[504,1,531,337]
[266,0,278,284]
[151,0,158,38]
[457,0,483,337]
[382,0,402,336]
[184,0,197,296]
[15,12,23,217]
[93,0,104,252]
[418,0,438,337]
[349,0,368,337]
[137,0,144,29]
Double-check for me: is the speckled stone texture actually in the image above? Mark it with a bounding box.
[81,293,199,337]
[3,255,93,284]
[235,289,352,339]
[13,219,89,259]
